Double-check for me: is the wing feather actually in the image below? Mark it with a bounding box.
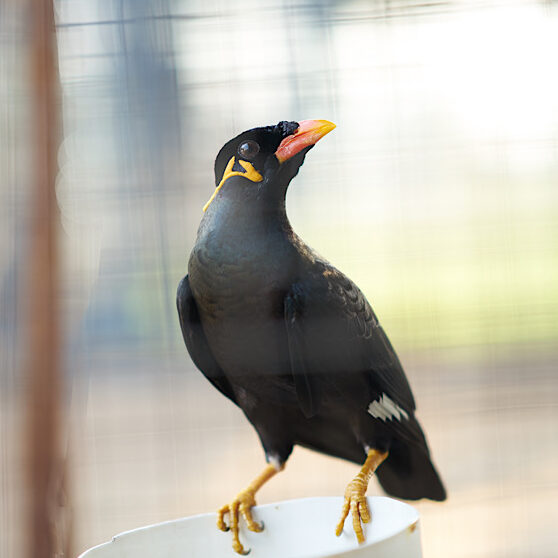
[321,265,416,412]
[176,275,237,405]
[283,263,417,428]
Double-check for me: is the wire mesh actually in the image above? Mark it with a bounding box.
[1,1,558,557]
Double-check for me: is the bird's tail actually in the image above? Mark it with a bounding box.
[375,438,446,501]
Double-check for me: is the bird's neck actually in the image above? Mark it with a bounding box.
[189,197,298,305]
[203,192,291,235]
[194,196,294,263]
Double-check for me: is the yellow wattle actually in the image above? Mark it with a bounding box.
[203,157,263,212]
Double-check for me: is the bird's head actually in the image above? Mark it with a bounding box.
[203,119,336,213]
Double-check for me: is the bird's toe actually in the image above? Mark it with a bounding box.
[335,498,350,537]
[350,498,366,543]
[217,504,230,532]
[218,489,261,554]
[335,475,371,544]
[240,503,264,533]
[359,498,371,524]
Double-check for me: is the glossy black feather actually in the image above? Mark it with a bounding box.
[282,265,425,446]
[178,121,446,501]
[176,275,238,405]
[284,285,316,418]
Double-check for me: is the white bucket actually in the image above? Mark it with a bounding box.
[78,496,421,558]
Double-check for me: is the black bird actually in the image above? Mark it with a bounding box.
[177,120,446,554]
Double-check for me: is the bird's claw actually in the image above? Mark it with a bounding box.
[335,475,370,544]
[217,489,263,555]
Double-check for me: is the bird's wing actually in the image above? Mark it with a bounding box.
[284,263,416,419]
[177,275,238,405]
[284,283,316,417]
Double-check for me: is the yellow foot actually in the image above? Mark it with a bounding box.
[335,475,371,543]
[335,448,388,544]
[217,488,264,555]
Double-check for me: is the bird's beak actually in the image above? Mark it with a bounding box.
[275,119,336,163]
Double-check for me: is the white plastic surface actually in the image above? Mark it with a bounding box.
[78,497,421,558]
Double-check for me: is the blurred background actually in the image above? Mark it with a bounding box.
[1,0,558,557]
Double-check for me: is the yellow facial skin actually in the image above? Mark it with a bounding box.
[203,156,263,212]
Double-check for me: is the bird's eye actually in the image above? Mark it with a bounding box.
[238,140,260,160]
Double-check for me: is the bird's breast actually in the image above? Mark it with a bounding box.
[188,236,294,379]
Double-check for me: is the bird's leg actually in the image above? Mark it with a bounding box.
[335,448,388,543]
[217,462,282,555]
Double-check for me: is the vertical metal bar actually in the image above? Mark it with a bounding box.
[25,0,68,557]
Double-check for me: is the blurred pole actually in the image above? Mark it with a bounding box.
[25,0,69,557]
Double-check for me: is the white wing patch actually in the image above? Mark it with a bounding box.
[368,393,409,422]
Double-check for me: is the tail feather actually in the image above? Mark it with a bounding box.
[376,439,446,501]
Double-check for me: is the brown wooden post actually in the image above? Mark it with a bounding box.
[25,0,69,556]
